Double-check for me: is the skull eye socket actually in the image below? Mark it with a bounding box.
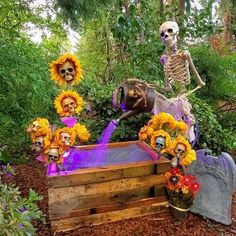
[167,28,173,33]
[48,155,59,160]
[60,69,66,74]
[161,32,165,37]
[177,148,184,153]
[34,142,42,147]
[68,68,74,72]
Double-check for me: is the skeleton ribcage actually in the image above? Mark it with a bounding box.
[164,54,190,86]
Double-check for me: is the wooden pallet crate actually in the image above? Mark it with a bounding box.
[47,141,171,233]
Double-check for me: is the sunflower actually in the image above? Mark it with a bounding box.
[181,149,196,166]
[54,90,84,117]
[168,136,192,158]
[27,118,51,142]
[73,123,91,143]
[54,127,76,148]
[50,53,83,86]
[150,130,171,153]
[43,142,65,165]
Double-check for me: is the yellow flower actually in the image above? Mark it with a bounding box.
[181,150,196,166]
[138,126,148,141]
[150,130,171,153]
[168,136,192,157]
[54,127,76,148]
[43,142,65,165]
[176,121,188,134]
[54,90,84,117]
[73,123,91,143]
[27,118,51,142]
[50,53,83,86]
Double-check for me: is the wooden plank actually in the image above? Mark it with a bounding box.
[153,184,166,197]
[49,187,152,219]
[47,157,170,188]
[47,161,156,188]
[51,196,167,221]
[48,174,166,204]
[51,200,168,232]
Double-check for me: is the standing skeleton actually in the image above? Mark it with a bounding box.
[160,21,205,95]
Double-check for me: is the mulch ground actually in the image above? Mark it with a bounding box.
[7,160,236,236]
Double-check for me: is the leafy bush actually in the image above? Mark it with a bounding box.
[0,37,60,162]
[0,165,45,235]
[190,96,236,154]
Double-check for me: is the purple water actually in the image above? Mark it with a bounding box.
[59,120,119,172]
[48,143,154,175]
[97,120,118,144]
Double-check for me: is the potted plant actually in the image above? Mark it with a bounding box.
[165,167,200,220]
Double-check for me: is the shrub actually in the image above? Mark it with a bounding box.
[0,165,45,235]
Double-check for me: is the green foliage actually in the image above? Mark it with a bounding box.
[191,96,236,154]
[190,45,236,100]
[0,165,45,236]
[54,0,116,27]
[78,76,150,143]
[0,37,60,162]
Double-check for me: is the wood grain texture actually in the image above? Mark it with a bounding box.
[51,199,168,232]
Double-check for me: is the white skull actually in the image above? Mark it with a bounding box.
[159,21,179,47]
[48,148,59,163]
[155,137,166,152]
[59,61,75,83]
[60,132,71,146]
[62,97,77,115]
[28,121,40,133]
[33,136,44,152]
[174,143,186,159]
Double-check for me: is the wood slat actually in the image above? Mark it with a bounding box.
[51,198,168,232]
[47,158,170,188]
[48,174,166,204]
[51,196,167,221]
[49,187,152,219]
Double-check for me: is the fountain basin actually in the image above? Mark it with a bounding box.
[47,140,171,232]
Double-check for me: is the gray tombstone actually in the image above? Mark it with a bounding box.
[188,149,236,225]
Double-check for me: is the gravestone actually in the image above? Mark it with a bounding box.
[188,149,236,225]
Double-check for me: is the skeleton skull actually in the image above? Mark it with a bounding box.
[33,136,44,152]
[48,148,60,163]
[28,121,40,133]
[62,97,77,115]
[155,137,166,152]
[174,143,186,159]
[59,61,75,83]
[159,21,179,47]
[60,132,71,146]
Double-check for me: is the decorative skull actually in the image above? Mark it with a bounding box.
[159,21,179,47]
[155,136,166,152]
[59,61,75,83]
[48,148,60,163]
[62,97,77,115]
[59,132,71,146]
[174,143,186,159]
[33,136,44,152]
[28,121,40,133]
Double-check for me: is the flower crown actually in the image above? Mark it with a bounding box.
[50,53,83,86]
[54,90,84,117]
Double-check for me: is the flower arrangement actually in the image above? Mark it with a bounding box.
[165,167,200,220]
[54,90,84,117]
[138,112,196,168]
[50,53,83,86]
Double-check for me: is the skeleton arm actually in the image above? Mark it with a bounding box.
[183,50,206,87]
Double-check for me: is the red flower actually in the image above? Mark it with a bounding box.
[190,182,201,192]
[169,167,181,175]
